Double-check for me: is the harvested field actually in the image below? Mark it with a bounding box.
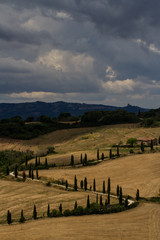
[0,179,117,223]
[39,152,160,198]
[0,124,160,156]
[0,203,159,240]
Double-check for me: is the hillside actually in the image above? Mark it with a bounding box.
[0,101,149,119]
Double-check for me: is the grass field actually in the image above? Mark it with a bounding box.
[0,203,159,240]
[39,152,160,198]
[0,179,117,223]
[0,124,160,239]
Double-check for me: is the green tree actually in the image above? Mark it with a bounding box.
[6,166,9,176]
[14,164,18,178]
[35,156,38,167]
[119,187,123,205]
[84,153,87,165]
[7,210,12,224]
[59,203,62,215]
[117,146,120,156]
[136,189,140,201]
[100,195,103,206]
[25,156,28,167]
[19,209,25,223]
[84,177,87,191]
[109,149,112,159]
[65,180,68,190]
[108,192,110,204]
[101,153,104,160]
[151,140,153,151]
[107,177,111,194]
[31,170,34,180]
[80,153,83,164]
[74,201,77,210]
[80,180,83,189]
[96,194,98,204]
[70,154,74,166]
[93,178,96,192]
[23,170,26,181]
[103,181,105,193]
[87,195,90,208]
[33,205,37,219]
[127,138,137,147]
[116,185,120,196]
[29,164,31,178]
[45,158,48,168]
[74,175,77,191]
[36,169,39,179]
[47,204,50,217]
[141,141,144,152]
[97,148,99,160]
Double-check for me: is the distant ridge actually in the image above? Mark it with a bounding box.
[0,101,149,119]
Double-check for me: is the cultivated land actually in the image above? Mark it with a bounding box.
[0,203,159,240]
[0,124,160,239]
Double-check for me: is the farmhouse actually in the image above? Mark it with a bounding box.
[137,137,158,146]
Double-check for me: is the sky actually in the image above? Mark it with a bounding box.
[0,0,160,108]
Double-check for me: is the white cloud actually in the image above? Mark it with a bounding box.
[105,65,117,79]
[102,79,138,93]
[37,49,94,73]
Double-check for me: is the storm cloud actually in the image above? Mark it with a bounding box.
[0,0,160,108]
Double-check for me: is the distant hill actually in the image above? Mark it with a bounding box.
[0,101,149,120]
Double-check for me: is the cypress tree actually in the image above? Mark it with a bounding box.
[74,201,77,210]
[36,169,39,179]
[80,180,83,189]
[84,153,87,165]
[33,205,37,219]
[117,146,120,156]
[23,170,26,181]
[125,196,128,208]
[29,164,31,178]
[93,178,96,192]
[96,194,98,204]
[31,170,34,180]
[119,187,123,205]
[107,177,111,194]
[117,185,120,196]
[80,153,83,164]
[35,156,38,167]
[7,210,12,224]
[25,156,28,167]
[136,189,140,201]
[6,166,9,176]
[108,192,110,204]
[19,209,25,223]
[15,165,18,178]
[151,140,153,151]
[65,180,68,189]
[74,175,77,191]
[87,195,90,208]
[100,195,103,206]
[109,149,112,159]
[45,158,48,168]
[38,157,40,165]
[97,148,99,160]
[101,153,104,160]
[141,141,144,152]
[59,203,62,215]
[47,204,50,217]
[103,181,105,193]
[159,136,160,144]
[70,154,74,166]
[84,177,87,191]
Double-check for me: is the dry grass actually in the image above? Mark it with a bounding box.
[0,179,117,223]
[0,124,160,155]
[39,152,160,198]
[0,203,159,240]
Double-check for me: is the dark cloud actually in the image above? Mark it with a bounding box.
[0,0,160,108]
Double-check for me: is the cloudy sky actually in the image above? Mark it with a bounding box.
[0,0,160,108]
